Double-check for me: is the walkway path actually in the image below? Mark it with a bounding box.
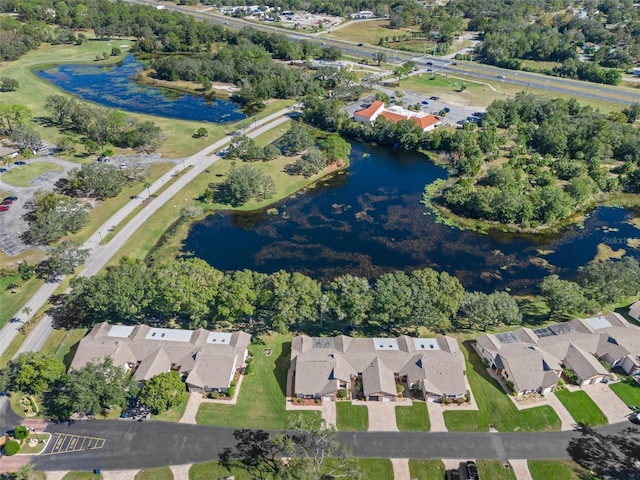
[170,464,191,479]
[390,458,410,479]
[509,459,534,480]
[102,469,140,479]
[545,392,576,430]
[180,392,204,425]
[0,107,296,359]
[321,399,336,427]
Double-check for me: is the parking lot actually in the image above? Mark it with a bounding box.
[45,433,106,455]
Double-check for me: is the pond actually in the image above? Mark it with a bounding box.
[184,142,640,293]
[36,54,246,123]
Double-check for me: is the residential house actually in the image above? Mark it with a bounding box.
[70,323,251,394]
[290,335,466,401]
[475,313,640,395]
[0,146,19,160]
[353,101,442,132]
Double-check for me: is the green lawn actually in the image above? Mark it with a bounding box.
[152,396,189,422]
[0,334,27,369]
[196,333,319,429]
[359,459,394,480]
[409,459,446,479]
[395,401,430,431]
[336,402,369,431]
[528,460,589,480]
[443,342,561,432]
[555,389,607,426]
[134,467,173,480]
[477,460,516,480]
[610,376,640,408]
[62,472,103,480]
[39,328,88,367]
[0,276,44,329]
[328,19,417,47]
[2,162,63,187]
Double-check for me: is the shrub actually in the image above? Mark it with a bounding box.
[396,384,405,394]
[209,391,220,399]
[230,380,237,387]
[228,386,236,398]
[314,398,321,404]
[13,426,28,440]
[245,357,253,364]
[455,397,466,404]
[245,363,253,374]
[3,440,20,456]
[337,389,348,399]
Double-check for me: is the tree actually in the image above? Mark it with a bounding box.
[280,123,314,155]
[266,270,321,332]
[568,424,640,480]
[65,163,128,200]
[21,306,32,324]
[39,241,90,277]
[49,357,137,420]
[13,426,28,441]
[215,270,266,322]
[5,352,65,395]
[138,371,187,414]
[325,274,373,330]
[0,77,19,92]
[540,274,590,318]
[319,134,351,163]
[223,163,276,206]
[622,102,640,123]
[373,52,387,65]
[27,193,91,245]
[372,271,413,331]
[220,429,290,479]
[3,440,19,456]
[409,269,464,332]
[9,124,41,151]
[288,416,363,480]
[196,127,208,138]
[293,147,327,177]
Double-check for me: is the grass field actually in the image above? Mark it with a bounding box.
[359,459,394,479]
[134,467,173,480]
[39,328,88,367]
[2,162,63,187]
[0,276,44,329]
[395,401,430,431]
[336,402,369,431]
[152,396,189,423]
[443,342,561,432]
[62,472,103,480]
[528,460,589,480]
[0,334,27,369]
[196,333,320,429]
[328,20,417,47]
[609,376,640,407]
[408,459,446,479]
[554,389,607,426]
[477,460,517,480]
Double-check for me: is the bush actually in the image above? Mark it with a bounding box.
[209,391,220,399]
[230,379,237,387]
[337,389,348,399]
[3,440,20,456]
[245,363,253,374]
[396,384,405,394]
[455,397,466,404]
[228,386,236,398]
[13,426,28,440]
[245,356,253,364]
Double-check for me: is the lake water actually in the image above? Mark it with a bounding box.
[184,142,640,293]
[36,55,246,123]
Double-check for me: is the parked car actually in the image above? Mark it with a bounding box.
[1,199,14,205]
[446,469,460,480]
[3,196,17,202]
[14,161,26,166]
[0,168,6,173]
[444,107,451,113]
[426,61,433,65]
[430,96,439,100]
[497,74,506,79]
[96,156,109,162]
[630,412,640,424]
[467,460,479,480]
[0,205,10,212]
[422,100,429,105]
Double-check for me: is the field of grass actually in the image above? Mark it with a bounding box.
[477,460,517,480]
[0,276,44,329]
[359,459,394,479]
[2,162,63,187]
[610,376,640,407]
[555,389,607,426]
[528,460,589,480]
[408,459,446,479]
[190,462,253,480]
[0,334,27,369]
[395,401,430,431]
[196,333,319,429]
[336,402,369,431]
[443,342,561,432]
[39,328,88,367]
[328,20,416,46]
[62,472,103,480]
[134,467,173,480]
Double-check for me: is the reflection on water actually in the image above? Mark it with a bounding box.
[184,140,640,293]
[36,55,246,123]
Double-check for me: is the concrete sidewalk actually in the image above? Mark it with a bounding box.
[582,382,631,424]
[390,458,410,479]
[544,392,576,430]
[509,459,534,480]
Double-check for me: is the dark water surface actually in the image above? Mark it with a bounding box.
[184,142,640,293]
[36,55,246,123]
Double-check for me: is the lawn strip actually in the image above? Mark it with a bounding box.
[336,402,369,431]
[395,401,429,431]
[409,459,446,479]
[554,389,607,426]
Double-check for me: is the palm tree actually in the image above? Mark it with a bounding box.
[144,182,152,197]
[22,306,32,324]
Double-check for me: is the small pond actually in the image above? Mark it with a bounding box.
[36,54,246,123]
[184,142,640,293]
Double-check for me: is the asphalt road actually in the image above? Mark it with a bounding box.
[0,108,295,358]
[26,416,632,471]
[128,0,640,107]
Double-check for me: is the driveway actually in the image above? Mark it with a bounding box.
[582,383,631,424]
[360,401,399,431]
[544,392,576,430]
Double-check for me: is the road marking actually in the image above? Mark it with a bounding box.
[45,434,105,455]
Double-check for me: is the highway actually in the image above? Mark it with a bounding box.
[128,0,640,106]
[0,108,295,358]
